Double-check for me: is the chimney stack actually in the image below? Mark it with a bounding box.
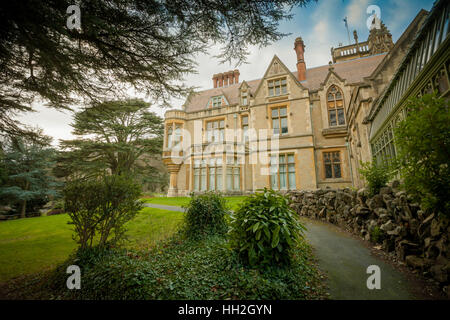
[294,37,306,81]
[212,70,240,88]
[234,69,240,83]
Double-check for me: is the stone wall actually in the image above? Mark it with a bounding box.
[288,183,449,294]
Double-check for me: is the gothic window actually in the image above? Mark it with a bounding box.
[271,106,288,134]
[270,154,296,190]
[323,151,342,179]
[327,85,345,126]
[268,78,287,96]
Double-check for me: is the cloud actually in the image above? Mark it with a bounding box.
[346,0,371,30]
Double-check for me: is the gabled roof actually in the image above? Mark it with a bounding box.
[182,53,387,113]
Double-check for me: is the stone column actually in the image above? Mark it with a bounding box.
[164,161,181,197]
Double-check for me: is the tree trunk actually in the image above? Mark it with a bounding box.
[20,181,30,218]
[20,199,27,218]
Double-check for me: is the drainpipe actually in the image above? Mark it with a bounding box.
[309,101,318,189]
[346,140,355,187]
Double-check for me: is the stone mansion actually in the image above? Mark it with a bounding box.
[162,0,449,196]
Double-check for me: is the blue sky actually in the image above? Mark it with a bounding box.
[20,0,436,143]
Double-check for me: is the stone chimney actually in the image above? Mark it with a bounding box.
[212,70,240,88]
[294,37,306,81]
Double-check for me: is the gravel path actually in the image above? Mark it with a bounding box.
[142,203,185,212]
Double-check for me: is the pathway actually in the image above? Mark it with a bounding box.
[301,217,414,300]
[144,203,416,299]
[143,203,185,212]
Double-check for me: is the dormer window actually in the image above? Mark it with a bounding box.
[241,91,248,106]
[268,78,287,96]
[212,96,222,108]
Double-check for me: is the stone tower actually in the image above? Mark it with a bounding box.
[367,17,394,55]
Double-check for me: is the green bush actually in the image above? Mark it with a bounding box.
[359,161,391,196]
[49,234,324,300]
[229,188,306,267]
[49,246,156,300]
[394,93,450,217]
[182,192,229,239]
[64,175,142,249]
[370,226,384,244]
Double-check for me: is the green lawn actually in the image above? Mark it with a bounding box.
[0,208,182,282]
[142,196,247,210]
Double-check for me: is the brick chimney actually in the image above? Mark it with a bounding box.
[233,69,240,84]
[212,70,240,88]
[294,37,306,81]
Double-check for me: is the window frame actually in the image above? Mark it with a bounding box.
[326,85,345,127]
[323,151,342,179]
[226,157,241,191]
[268,77,287,97]
[270,106,288,135]
[270,153,296,190]
[241,114,249,142]
[205,118,225,143]
[166,122,183,148]
[211,96,223,108]
[241,91,248,106]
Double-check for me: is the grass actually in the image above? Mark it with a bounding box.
[142,196,247,211]
[0,208,182,283]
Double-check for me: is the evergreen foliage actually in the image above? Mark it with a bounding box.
[394,93,450,217]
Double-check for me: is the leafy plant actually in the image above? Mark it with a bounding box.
[182,192,229,239]
[49,234,324,300]
[370,226,384,244]
[359,161,391,196]
[394,93,450,217]
[64,175,143,249]
[229,188,306,267]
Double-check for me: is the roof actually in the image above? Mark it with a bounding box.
[183,53,387,113]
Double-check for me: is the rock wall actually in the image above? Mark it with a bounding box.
[288,183,449,294]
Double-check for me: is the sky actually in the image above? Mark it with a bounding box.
[17,0,436,146]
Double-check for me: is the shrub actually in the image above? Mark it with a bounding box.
[49,234,324,300]
[394,93,450,217]
[64,175,142,249]
[370,226,384,244]
[359,161,391,196]
[49,246,155,300]
[229,188,306,267]
[182,192,229,239]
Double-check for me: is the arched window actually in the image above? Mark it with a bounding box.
[327,85,345,126]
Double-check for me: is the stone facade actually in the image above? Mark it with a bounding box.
[162,10,427,196]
